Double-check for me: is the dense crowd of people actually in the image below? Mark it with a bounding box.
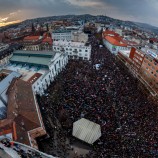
[37,34,158,158]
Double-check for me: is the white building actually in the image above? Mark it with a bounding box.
[0,43,11,66]
[52,30,73,41]
[0,43,9,52]
[71,31,88,43]
[102,30,131,55]
[6,50,68,95]
[103,35,130,55]
[53,40,91,60]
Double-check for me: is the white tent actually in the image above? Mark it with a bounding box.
[72,118,101,144]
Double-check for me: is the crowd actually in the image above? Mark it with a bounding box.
[0,139,45,158]
[37,34,158,158]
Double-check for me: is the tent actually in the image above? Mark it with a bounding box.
[72,118,101,144]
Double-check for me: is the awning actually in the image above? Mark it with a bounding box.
[72,118,101,144]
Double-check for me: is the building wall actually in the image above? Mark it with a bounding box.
[53,44,91,60]
[103,39,129,55]
[0,54,12,66]
[25,45,40,51]
[52,32,72,41]
[139,55,158,93]
[72,32,88,43]
[118,47,158,95]
[32,52,68,95]
[129,48,145,76]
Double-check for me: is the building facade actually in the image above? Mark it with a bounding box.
[118,47,158,96]
[23,33,53,51]
[52,30,73,41]
[8,50,68,95]
[71,31,88,43]
[102,30,130,55]
[53,40,91,60]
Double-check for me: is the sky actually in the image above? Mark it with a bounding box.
[0,0,158,27]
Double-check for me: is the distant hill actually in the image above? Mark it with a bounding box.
[1,14,158,34]
[133,22,158,33]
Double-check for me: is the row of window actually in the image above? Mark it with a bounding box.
[54,47,88,52]
[146,67,158,76]
[135,51,144,57]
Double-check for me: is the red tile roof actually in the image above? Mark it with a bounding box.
[23,36,40,41]
[105,35,127,47]
[0,78,46,148]
[102,30,119,37]
[150,38,158,43]
[42,32,53,45]
[42,37,53,45]
[27,73,42,84]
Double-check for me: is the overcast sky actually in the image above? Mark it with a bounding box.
[0,0,158,27]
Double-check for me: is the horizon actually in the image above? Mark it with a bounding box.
[0,13,157,29]
[0,0,158,28]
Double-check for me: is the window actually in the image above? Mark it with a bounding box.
[85,54,88,56]
[156,70,158,73]
[154,62,157,65]
[148,63,151,66]
[154,74,157,77]
[151,71,153,74]
[85,50,88,52]
[79,49,82,52]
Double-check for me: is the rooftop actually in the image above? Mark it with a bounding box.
[5,65,48,84]
[53,40,91,48]
[141,48,158,59]
[105,35,127,47]
[13,50,54,57]
[0,78,46,147]
[53,29,72,33]
[0,71,21,95]
[23,36,41,41]
[10,50,56,67]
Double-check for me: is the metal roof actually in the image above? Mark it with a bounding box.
[10,55,51,66]
[72,118,101,144]
[0,71,21,95]
[13,50,55,57]
[10,50,57,67]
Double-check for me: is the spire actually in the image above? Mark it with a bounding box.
[31,23,35,33]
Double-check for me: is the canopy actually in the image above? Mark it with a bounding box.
[72,118,101,144]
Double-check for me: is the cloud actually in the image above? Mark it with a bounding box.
[9,10,21,16]
[0,17,9,22]
[0,0,158,27]
[66,0,103,7]
[0,20,21,27]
